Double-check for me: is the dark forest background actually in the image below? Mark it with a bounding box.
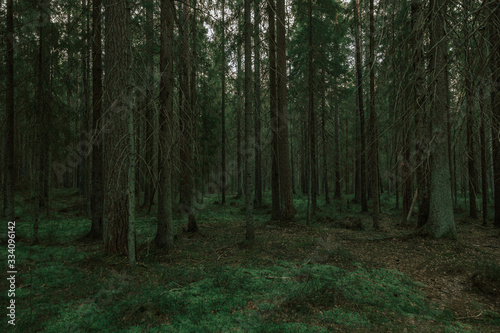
[1,0,500,331]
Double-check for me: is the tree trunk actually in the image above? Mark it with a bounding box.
[89,0,103,239]
[322,73,331,203]
[190,0,199,199]
[480,81,488,225]
[425,0,456,238]
[276,0,295,221]
[236,39,243,199]
[142,0,156,210]
[464,0,478,219]
[4,0,15,221]
[80,0,91,214]
[308,0,317,216]
[244,0,255,241]
[489,1,500,227]
[333,82,341,200]
[291,111,296,195]
[38,0,51,214]
[103,0,133,254]
[412,0,430,228]
[254,0,263,209]
[402,113,412,221]
[127,2,137,267]
[354,0,367,212]
[268,0,280,220]
[221,0,227,205]
[179,1,197,232]
[156,0,175,250]
[369,0,379,229]
[345,118,349,194]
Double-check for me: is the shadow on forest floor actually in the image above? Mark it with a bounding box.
[3,189,500,332]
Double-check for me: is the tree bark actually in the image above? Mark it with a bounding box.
[345,118,349,194]
[425,0,456,238]
[464,0,478,219]
[80,0,91,213]
[308,0,317,216]
[236,38,243,199]
[103,0,133,254]
[4,0,15,221]
[254,0,263,209]
[156,0,175,250]
[244,0,255,241]
[489,1,500,227]
[334,87,341,199]
[221,0,227,205]
[412,0,430,228]
[178,1,197,232]
[354,0,367,212]
[38,0,51,213]
[89,0,103,239]
[323,73,331,203]
[268,0,280,220]
[480,82,488,225]
[369,0,379,229]
[142,0,155,209]
[277,0,295,220]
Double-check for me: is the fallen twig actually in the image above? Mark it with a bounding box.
[456,311,483,320]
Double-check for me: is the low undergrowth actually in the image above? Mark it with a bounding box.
[2,190,499,332]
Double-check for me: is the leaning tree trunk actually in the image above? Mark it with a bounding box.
[425,0,456,238]
[277,0,295,221]
[156,0,175,250]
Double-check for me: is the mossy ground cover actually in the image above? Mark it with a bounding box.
[2,189,500,332]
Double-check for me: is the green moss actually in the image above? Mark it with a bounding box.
[317,308,370,327]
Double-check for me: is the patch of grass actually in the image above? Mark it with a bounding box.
[5,189,500,332]
[475,261,500,282]
[317,308,370,327]
[8,255,459,332]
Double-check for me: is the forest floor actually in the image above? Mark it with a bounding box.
[3,189,500,332]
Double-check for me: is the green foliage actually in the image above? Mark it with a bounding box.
[317,308,369,327]
[45,302,104,333]
[6,191,500,332]
[475,261,500,282]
